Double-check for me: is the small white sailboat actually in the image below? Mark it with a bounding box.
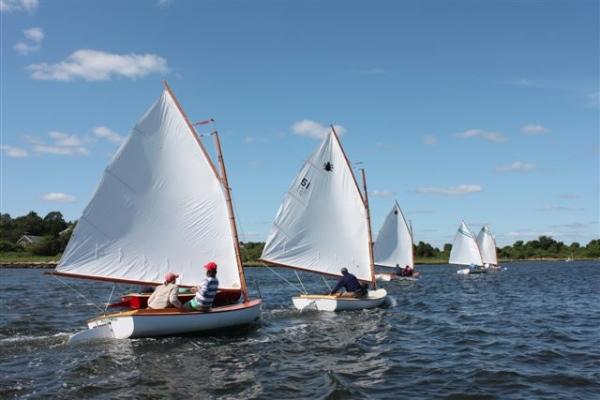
[449,221,486,275]
[476,225,501,271]
[259,128,387,311]
[52,82,261,342]
[374,202,420,282]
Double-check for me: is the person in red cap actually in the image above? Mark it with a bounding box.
[147,272,184,310]
[184,262,219,311]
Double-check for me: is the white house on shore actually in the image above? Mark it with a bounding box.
[17,235,44,248]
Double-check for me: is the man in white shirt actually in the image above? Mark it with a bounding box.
[147,272,184,310]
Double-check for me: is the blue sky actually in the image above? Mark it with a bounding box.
[1,0,598,247]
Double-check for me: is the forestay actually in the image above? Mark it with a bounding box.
[57,89,241,289]
[477,225,498,265]
[374,202,414,268]
[260,131,372,282]
[449,221,483,266]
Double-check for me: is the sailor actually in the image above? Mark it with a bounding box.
[394,264,403,276]
[329,267,368,298]
[403,265,413,277]
[184,262,219,311]
[147,272,184,310]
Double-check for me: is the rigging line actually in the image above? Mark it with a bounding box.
[321,275,332,292]
[264,265,304,293]
[104,283,116,312]
[51,275,105,314]
[294,270,308,294]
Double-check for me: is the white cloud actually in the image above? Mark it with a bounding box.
[415,184,483,195]
[423,134,437,146]
[455,129,506,143]
[508,230,559,238]
[559,193,580,200]
[27,132,89,156]
[291,120,346,140]
[495,161,536,173]
[370,190,395,198]
[538,204,581,212]
[521,123,548,135]
[41,192,76,203]
[0,145,28,158]
[14,26,43,55]
[157,0,173,8]
[587,91,599,108]
[94,126,125,144]
[48,131,84,147]
[27,49,168,81]
[14,42,38,55]
[24,26,43,42]
[0,0,38,13]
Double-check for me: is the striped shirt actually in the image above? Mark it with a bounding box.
[194,277,219,308]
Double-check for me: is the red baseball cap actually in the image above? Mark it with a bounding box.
[164,272,179,283]
[204,261,218,271]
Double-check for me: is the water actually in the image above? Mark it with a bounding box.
[1,261,599,399]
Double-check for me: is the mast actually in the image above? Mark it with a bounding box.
[361,168,377,289]
[212,131,249,302]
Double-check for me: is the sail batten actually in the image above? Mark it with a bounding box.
[261,130,372,282]
[449,221,483,266]
[477,225,498,265]
[57,88,241,289]
[374,202,414,268]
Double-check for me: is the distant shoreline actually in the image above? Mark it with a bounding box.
[1,258,597,269]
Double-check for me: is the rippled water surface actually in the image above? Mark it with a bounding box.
[1,261,600,399]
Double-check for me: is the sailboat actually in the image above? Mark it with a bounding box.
[52,82,261,342]
[476,225,500,270]
[374,202,420,282]
[259,128,387,311]
[449,221,486,275]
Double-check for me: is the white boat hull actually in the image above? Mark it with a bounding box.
[457,268,487,275]
[69,299,262,344]
[292,289,387,311]
[375,272,420,282]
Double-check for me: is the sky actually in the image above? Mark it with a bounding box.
[1,0,598,248]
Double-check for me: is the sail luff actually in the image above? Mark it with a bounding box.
[360,168,377,289]
[397,201,415,268]
[211,131,249,302]
[161,81,221,180]
[330,125,366,208]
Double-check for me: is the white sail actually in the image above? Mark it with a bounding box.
[260,131,372,282]
[477,225,498,265]
[449,221,483,266]
[374,202,414,268]
[57,88,241,289]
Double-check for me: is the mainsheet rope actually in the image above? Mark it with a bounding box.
[51,274,106,314]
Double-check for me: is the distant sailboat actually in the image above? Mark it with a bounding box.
[476,225,500,270]
[52,82,261,342]
[260,128,387,311]
[374,202,420,281]
[449,221,486,275]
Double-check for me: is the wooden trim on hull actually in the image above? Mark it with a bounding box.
[88,299,262,323]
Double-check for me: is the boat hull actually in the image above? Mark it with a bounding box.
[457,268,487,275]
[69,299,262,343]
[292,289,387,311]
[375,272,420,282]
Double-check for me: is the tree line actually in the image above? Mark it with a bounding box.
[1,211,598,260]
